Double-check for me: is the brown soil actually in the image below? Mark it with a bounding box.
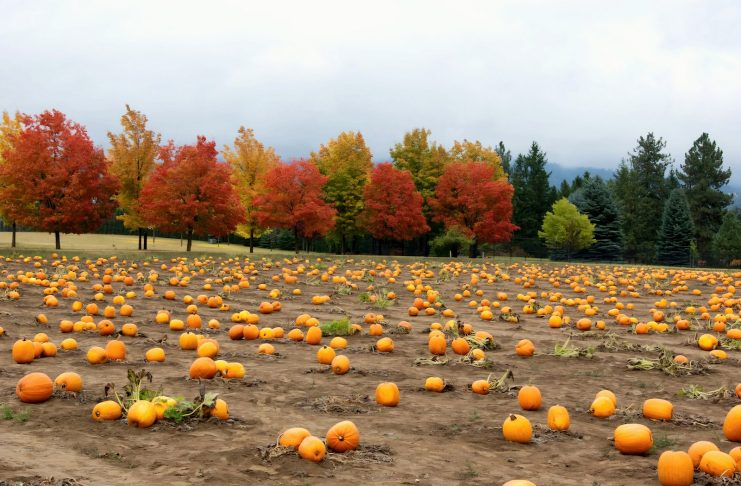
[0,256,739,485]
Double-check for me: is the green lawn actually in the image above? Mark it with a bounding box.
[0,232,286,259]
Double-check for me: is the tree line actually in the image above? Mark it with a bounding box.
[0,107,736,267]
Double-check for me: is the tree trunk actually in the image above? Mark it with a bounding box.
[11,221,16,248]
[186,227,193,252]
[138,228,142,250]
[143,229,148,250]
[294,227,300,254]
[249,228,254,253]
[54,230,61,250]
[469,239,479,259]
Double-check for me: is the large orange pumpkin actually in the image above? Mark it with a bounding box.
[614,423,653,455]
[297,436,326,462]
[16,372,54,403]
[189,357,218,379]
[12,338,35,364]
[517,385,542,411]
[657,450,694,486]
[723,405,741,442]
[54,372,83,393]
[326,420,360,453]
[375,382,400,407]
[279,427,311,449]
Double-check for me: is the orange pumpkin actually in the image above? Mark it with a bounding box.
[451,337,470,355]
[16,372,53,403]
[424,376,446,393]
[87,346,108,365]
[517,385,542,411]
[657,450,695,486]
[547,405,570,431]
[326,420,360,453]
[515,339,535,357]
[502,414,532,443]
[145,347,166,362]
[127,400,157,428]
[699,450,737,478]
[189,357,218,379]
[104,340,127,361]
[471,379,490,395]
[305,326,322,345]
[331,355,351,375]
[54,372,83,393]
[92,400,123,421]
[375,337,394,353]
[688,441,719,467]
[643,398,673,421]
[428,334,447,356]
[297,436,326,462]
[723,405,741,442]
[614,423,653,455]
[317,345,336,365]
[12,338,35,364]
[279,427,312,449]
[375,382,400,407]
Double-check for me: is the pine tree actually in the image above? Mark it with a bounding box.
[571,177,623,261]
[679,133,733,263]
[611,133,673,263]
[510,142,556,257]
[712,211,741,267]
[656,189,695,266]
[496,141,512,177]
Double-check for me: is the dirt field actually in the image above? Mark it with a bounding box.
[0,254,739,485]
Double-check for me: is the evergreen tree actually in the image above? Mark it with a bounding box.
[511,142,556,257]
[558,179,571,198]
[571,177,623,261]
[679,133,733,263]
[495,141,512,178]
[656,189,695,266]
[611,133,673,263]
[713,212,741,266]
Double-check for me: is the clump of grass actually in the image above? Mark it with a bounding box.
[0,403,31,422]
[319,317,355,336]
[627,350,707,376]
[359,291,393,309]
[334,284,352,296]
[650,435,676,453]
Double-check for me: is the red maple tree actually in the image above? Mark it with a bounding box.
[429,161,518,256]
[0,110,118,249]
[361,163,429,249]
[254,159,336,253]
[139,136,245,251]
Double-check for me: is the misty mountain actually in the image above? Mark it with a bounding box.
[546,163,740,206]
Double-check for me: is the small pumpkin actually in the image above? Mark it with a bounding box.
[189,357,218,379]
[12,338,35,364]
[54,372,83,393]
[699,450,737,478]
[471,379,490,395]
[614,423,653,455]
[297,435,326,462]
[223,362,246,379]
[331,355,350,375]
[517,385,542,411]
[375,337,394,353]
[105,340,127,361]
[305,326,322,345]
[375,382,400,407]
[179,332,199,350]
[451,337,470,355]
[515,339,535,357]
[279,427,312,449]
[657,450,694,486]
[16,372,53,403]
[145,347,166,362]
[209,398,229,420]
[287,328,304,341]
[258,343,275,355]
[92,400,123,421]
[424,376,446,393]
[547,405,570,431]
[590,396,616,418]
[428,334,446,355]
[642,398,673,421]
[502,481,536,486]
[326,420,360,453]
[127,400,157,428]
[723,405,741,442]
[688,441,719,467]
[595,389,617,407]
[317,345,336,365]
[87,346,108,365]
[502,414,532,443]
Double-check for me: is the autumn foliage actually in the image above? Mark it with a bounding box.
[139,136,245,251]
[0,110,118,248]
[254,159,336,252]
[430,161,518,247]
[361,163,429,242]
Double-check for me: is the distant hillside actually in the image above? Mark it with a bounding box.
[546,162,740,207]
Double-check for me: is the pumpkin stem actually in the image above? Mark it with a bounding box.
[509,414,517,421]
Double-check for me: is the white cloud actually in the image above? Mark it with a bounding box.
[0,0,739,180]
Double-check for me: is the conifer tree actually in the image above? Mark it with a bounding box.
[656,189,694,266]
[571,177,623,261]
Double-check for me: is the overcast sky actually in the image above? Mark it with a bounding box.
[1,1,740,181]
